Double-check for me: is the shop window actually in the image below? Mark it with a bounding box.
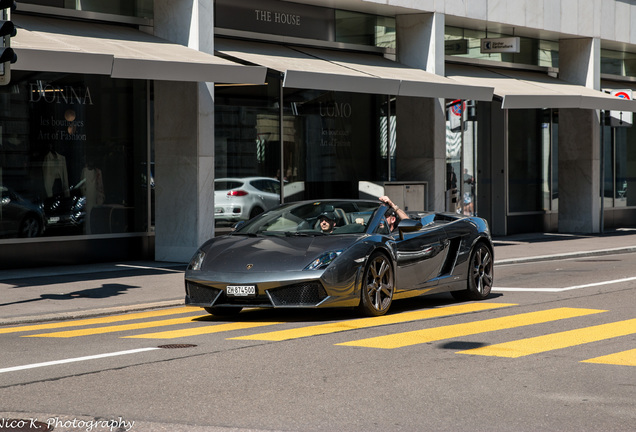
[214,76,388,231]
[445,99,479,216]
[508,109,554,213]
[601,49,636,77]
[445,26,559,68]
[0,72,150,239]
[281,89,386,202]
[20,0,153,19]
[336,10,396,49]
[613,127,636,207]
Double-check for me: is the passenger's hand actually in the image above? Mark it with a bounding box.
[379,195,393,206]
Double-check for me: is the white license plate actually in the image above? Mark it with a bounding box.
[227,285,256,296]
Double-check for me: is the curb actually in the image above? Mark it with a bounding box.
[495,246,636,265]
[0,299,185,326]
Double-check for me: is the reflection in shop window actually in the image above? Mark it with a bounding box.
[614,127,636,207]
[214,76,389,232]
[508,109,552,213]
[20,0,153,19]
[0,72,150,239]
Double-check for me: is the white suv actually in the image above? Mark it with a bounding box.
[214,177,281,225]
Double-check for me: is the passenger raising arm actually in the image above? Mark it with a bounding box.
[379,196,409,232]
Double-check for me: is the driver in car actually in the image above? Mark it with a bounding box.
[318,211,336,234]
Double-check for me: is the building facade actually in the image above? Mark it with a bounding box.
[1,0,636,268]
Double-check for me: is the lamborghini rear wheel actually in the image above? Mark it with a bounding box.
[452,242,493,300]
[359,252,394,316]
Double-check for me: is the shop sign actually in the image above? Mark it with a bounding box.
[215,0,334,41]
[480,37,520,53]
[29,82,94,105]
[609,89,633,127]
[445,39,468,55]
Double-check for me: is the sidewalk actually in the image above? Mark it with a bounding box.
[493,228,636,264]
[1,229,635,325]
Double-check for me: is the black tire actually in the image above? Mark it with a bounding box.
[358,252,394,316]
[204,306,243,317]
[451,242,493,301]
[19,215,41,238]
[249,207,264,219]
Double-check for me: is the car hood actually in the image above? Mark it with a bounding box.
[200,234,360,272]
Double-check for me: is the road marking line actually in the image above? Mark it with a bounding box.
[122,321,283,339]
[23,314,209,338]
[0,307,197,335]
[337,308,605,349]
[229,303,516,342]
[459,318,636,358]
[493,276,636,292]
[0,348,159,374]
[582,348,636,366]
[116,264,184,273]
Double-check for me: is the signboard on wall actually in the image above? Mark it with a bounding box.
[609,89,633,127]
[445,39,468,55]
[215,0,335,41]
[480,37,520,54]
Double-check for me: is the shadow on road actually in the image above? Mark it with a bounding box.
[0,283,140,307]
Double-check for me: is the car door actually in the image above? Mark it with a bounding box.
[257,179,282,211]
[393,223,449,292]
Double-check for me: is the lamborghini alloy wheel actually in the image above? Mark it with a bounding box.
[359,252,394,316]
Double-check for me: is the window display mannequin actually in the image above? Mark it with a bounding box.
[81,157,105,234]
[42,144,69,197]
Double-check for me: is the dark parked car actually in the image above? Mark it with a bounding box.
[0,186,45,238]
[185,199,494,317]
[41,180,86,231]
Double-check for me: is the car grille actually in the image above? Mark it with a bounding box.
[269,282,328,306]
[186,281,221,306]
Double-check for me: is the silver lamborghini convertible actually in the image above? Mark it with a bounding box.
[185,199,494,317]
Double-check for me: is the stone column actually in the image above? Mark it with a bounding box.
[153,0,216,262]
[395,13,446,211]
[558,38,601,233]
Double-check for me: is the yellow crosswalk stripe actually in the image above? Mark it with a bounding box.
[459,318,636,358]
[230,303,516,342]
[582,349,636,366]
[23,314,209,338]
[122,321,283,339]
[337,308,605,349]
[1,307,197,334]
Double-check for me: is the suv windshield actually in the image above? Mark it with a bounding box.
[234,200,382,236]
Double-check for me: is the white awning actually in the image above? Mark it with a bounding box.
[216,38,493,101]
[11,15,266,84]
[446,64,636,111]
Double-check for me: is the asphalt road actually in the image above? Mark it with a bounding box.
[1,252,635,432]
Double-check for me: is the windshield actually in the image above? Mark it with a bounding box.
[234,200,382,236]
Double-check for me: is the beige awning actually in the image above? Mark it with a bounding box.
[11,15,266,84]
[446,64,636,111]
[216,38,493,101]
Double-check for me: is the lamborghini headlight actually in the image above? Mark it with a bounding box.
[304,250,343,271]
[188,249,206,271]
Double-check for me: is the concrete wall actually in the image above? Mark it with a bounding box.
[557,38,602,233]
[395,13,446,211]
[364,0,636,44]
[153,0,216,262]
